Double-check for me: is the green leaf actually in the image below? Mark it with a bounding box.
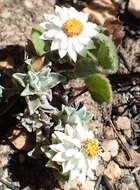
[45,160,58,170]
[85,74,113,104]
[92,34,118,73]
[70,57,98,78]
[25,96,41,115]
[32,25,49,56]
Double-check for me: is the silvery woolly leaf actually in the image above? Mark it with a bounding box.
[14,65,66,97]
[40,95,57,111]
[28,71,41,90]
[54,120,64,131]
[60,105,92,125]
[77,106,93,122]
[21,110,42,132]
[21,84,36,96]
[0,85,4,98]
[61,105,75,122]
[13,73,27,87]
[26,96,41,115]
[26,93,56,115]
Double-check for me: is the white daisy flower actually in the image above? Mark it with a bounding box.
[50,124,101,182]
[40,6,98,62]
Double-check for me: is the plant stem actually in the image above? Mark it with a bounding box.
[68,88,88,105]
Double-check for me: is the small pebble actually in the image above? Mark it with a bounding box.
[102,139,119,157]
[104,161,122,180]
[116,116,132,138]
[128,0,140,19]
[121,174,135,184]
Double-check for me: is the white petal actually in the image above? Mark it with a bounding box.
[55,6,69,21]
[50,143,65,152]
[55,31,67,40]
[65,124,74,137]
[78,172,86,183]
[40,30,58,40]
[72,38,84,53]
[44,14,63,27]
[69,138,81,148]
[68,47,77,62]
[51,40,60,51]
[85,39,94,49]
[54,131,68,142]
[77,35,90,45]
[87,168,94,179]
[69,169,80,181]
[60,39,68,50]
[58,49,67,58]
[78,49,87,57]
[54,131,77,146]
[40,22,48,29]
[62,158,77,173]
[55,5,62,15]
[86,131,94,139]
[68,7,77,18]
[77,154,86,169]
[82,22,98,37]
[44,14,56,21]
[75,125,85,141]
[65,148,78,157]
[77,12,89,24]
[89,157,99,170]
[74,151,83,159]
[52,152,66,162]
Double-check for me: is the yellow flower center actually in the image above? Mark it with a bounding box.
[63,19,83,36]
[82,139,100,158]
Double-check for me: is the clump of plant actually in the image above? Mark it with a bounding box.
[0,5,119,184]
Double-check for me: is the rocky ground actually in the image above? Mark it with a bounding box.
[0,0,140,190]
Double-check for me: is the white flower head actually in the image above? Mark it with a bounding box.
[40,6,98,62]
[50,124,101,183]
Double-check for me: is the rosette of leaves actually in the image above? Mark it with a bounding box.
[13,65,66,115]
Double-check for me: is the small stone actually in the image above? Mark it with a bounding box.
[23,0,34,8]
[102,151,111,162]
[103,127,117,140]
[83,0,118,25]
[81,181,95,190]
[116,148,140,168]
[102,139,119,157]
[0,57,14,70]
[96,164,105,176]
[128,0,140,19]
[116,116,132,138]
[1,9,11,18]
[104,161,122,180]
[63,179,80,190]
[116,116,131,130]
[64,178,95,190]
[7,128,35,151]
